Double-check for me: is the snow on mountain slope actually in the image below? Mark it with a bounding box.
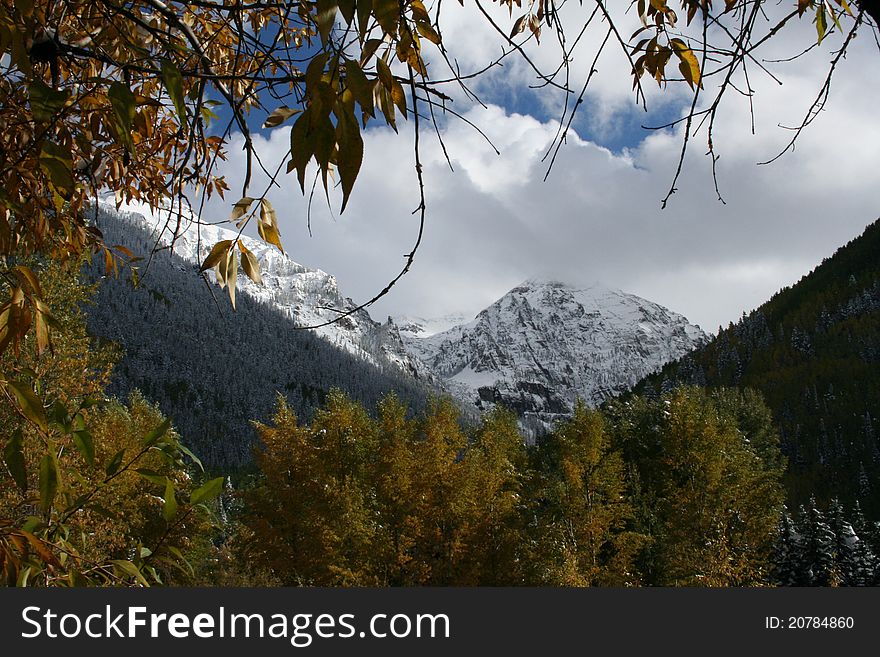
[403,278,707,432]
[100,199,433,380]
[392,313,472,339]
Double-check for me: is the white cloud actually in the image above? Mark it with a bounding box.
[205,10,880,334]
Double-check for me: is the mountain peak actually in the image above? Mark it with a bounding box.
[402,279,707,435]
[517,276,611,292]
[508,278,632,308]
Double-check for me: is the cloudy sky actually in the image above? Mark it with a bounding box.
[208,4,880,334]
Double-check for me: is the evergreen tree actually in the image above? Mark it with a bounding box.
[84,209,434,470]
[827,499,859,586]
[848,502,879,586]
[771,507,801,587]
[796,500,837,586]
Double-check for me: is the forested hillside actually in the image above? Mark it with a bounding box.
[83,208,434,468]
[637,219,880,517]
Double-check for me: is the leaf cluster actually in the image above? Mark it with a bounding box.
[0,259,219,586]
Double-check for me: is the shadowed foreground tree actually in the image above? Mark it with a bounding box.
[0,260,223,586]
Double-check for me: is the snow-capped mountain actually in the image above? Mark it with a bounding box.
[401,278,707,433]
[90,201,705,448]
[100,199,432,381]
[392,313,472,339]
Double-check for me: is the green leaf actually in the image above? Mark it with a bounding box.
[72,412,86,431]
[189,476,225,504]
[135,469,167,487]
[48,401,69,430]
[166,545,195,576]
[142,417,172,447]
[22,516,44,533]
[111,559,150,586]
[177,443,204,471]
[109,82,136,129]
[105,449,126,477]
[815,4,828,44]
[38,454,58,513]
[829,4,843,32]
[160,59,187,126]
[28,80,69,123]
[39,141,74,195]
[72,429,95,466]
[163,478,178,522]
[6,380,48,433]
[3,429,27,492]
[201,105,219,126]
[78,397,104,411]
[109,82,136,152]
[68,569,88,586]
